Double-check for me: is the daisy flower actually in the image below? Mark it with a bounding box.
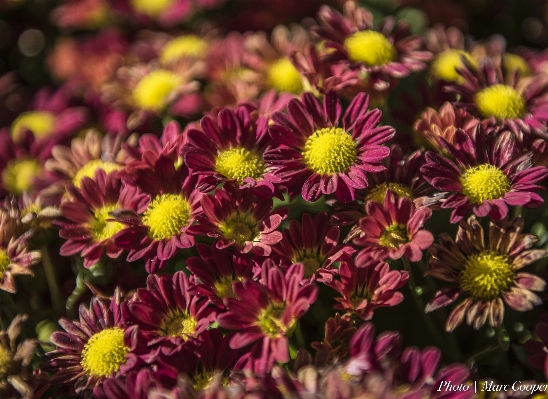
[425,215,546,331]
[421,128,548,223]
[525,313,548,380]
[265,91,395,202]
[42,290,136,397]
[354,190,434,263]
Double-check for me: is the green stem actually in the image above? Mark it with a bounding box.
[41,245,63,317]
[513,206,523,218]
[66,271,87,319]
[401,257,416,291]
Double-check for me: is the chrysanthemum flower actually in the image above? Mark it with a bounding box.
[354,190,433,262]
[50,0,112,30]
[448,56,548,138]
[313,1,432,89]
[113,159,202,273]
[525,313,548,380]
[217,261,318,375]
[42,290,136,397]
[183,106,276,196]
[265,91,395,202]
[311,313,356,361]
[125,271,216,363]
[414,102,480,154]
[325,254,408,320]
[425,215,546,331]
[421,129,548,223]
[186,244,256,307]
[0,197,41,293]
[0,314,41,399]
[56,170,148,268]
[272,212,353,280]
[190,187,287,256]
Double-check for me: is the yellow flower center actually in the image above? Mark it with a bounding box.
[218,214,257,246]
[0,249,10,275]
[161,35,208,64]
[142,194,191,241]
[80,327,129,378]
[0,345,14,380]
[73,160,124,188]
[132,70,182,111]
[160,311,196,340]
[267,58,303,94]
[257,302,288,337]
[130,0,174,16]
[460,164,510,204]
[460,251,514,301]
[503,53,531,77]
[193,372,214,393]
[299,256,321,278]
[475,84,526,120]
[379,223,409,249]
[431,50,477,83]
[215,148,266,184]
[343,31,396,66]
[303,127,357,175]
[90,205,124,242]
[365,182,413,203]
[2,159,42,195]
[11,111,55,142]
[214,277,238,299]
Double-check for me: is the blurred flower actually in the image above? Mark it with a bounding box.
[311,313,356,361]
[354,190,433,262]
[426,215,546,331]
[265,91,395,202]
[525,313,548,380]
[421,129,548,223]
[50,0,112,30]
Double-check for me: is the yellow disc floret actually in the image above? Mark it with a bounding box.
[460,251,514,301]
[366,182,413,203]
[142,194,191,240]
[431,50,477,83]
[215,148,266,184]
[214,276,240,299]
[267,58,303,94]
[160,311,196,340]
[90,205,124,242]
[0,249,10,275]
[130,0,174,16]
[218,213,257,246]
[343,31,396,66]
[503,53,531,77]
[73,160,124,188]
[80,327,129,378]
[303,127,357,175]
[132,70,182,111]
[161,35,208,64]
[460,164,510,204]
[2,159,42,195]
[257,302,287,337]
[475,84,526,120]
[379,223,409,249]
[300,256,320,278]
[11,111,55,142]
[0,345,14,380]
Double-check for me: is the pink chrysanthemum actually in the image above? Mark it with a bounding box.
[426,216,546,331]
[421,128,548,223]
[354,191,434,263]
[217,261,318,375]
[265,91,395,202]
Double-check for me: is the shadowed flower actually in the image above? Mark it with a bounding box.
[325,254,409,320]
[421,128,548,223]
[217,261,318,375]
[525,314,548,380]
[354,190,433,262]
[265,91,395,202]
[42,290,136,398]
[190,187,287,256]
[313,1,432,90]
[56,170,148,268]
[426,215,546,331]
[0,314,40,399]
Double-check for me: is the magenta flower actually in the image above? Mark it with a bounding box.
[264,91,395,202]
[354,190,434,262]
[421,128,548,223]
[426,216,546,331]
[217,261,318,375]
[189,186,288,256]
[525,314,548,380]
[325,254,409,320]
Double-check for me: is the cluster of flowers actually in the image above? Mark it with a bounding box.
[2,0,548,397]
